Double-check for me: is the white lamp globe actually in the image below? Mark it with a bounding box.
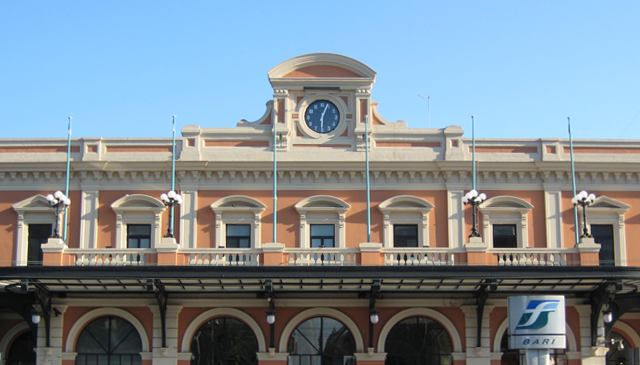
[167,190,176,199]
[54,191,63,199]
[160,193,168,202]
[266,314,275,324]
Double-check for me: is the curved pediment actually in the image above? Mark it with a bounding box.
[211,195,267,210]
[268,53,376,80]
[111,194,165,210]
[379,195,434,211]
[295,195,351,210]
[479,196,533,210]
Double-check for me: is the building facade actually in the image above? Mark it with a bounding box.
[0,53,639,365]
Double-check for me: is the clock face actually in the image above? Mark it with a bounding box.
[305,100,340,134]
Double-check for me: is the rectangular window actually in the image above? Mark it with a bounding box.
[493,224,517,248]
[28,224,51,266]
[226,224,251,248]
[591,224,614,266]
[310,224,335,248]
[127,224,151,248]
[393,225,418,247]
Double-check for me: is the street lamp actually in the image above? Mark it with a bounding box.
[572,190,596,238]
[462,189,487,238]
[160,190,182,238]
[46,191,71,239]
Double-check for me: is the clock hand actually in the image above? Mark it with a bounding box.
[320,104,330,128]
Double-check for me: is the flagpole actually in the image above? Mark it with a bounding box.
[170,116,177,236]
[63,116,72,242]
[365,115,371,243]
[568,117,579,245]
[472,116,476,191]
[273,121,278,244]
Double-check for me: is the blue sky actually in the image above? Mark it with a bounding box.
[2,1,639,141]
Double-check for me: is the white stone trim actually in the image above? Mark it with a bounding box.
[179,189,198,249]
[447,188,465,248]
[377,308,463,354]
[79,189,99,249]
[479,196,534,248]
[378,195,434,248]
[278,307,364,353]
[12,194,57,266]
[586,196,630,266]
[111,194,166,249]
[295,196,350,248]
[0,322,30,359]
[65,307,150,353]
[180,308,266,353]
[612,320,640,348]
[210,195,267,249]
[544,189,564,249]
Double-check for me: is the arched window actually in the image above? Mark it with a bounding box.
[6,331,35,365]
[607,331,631,365]
[190,317,258,365]
[499,332,566,365]
[295,196,351,248]
[210,195,267,249]
[478,196,533,248]
[288,316,356,365]
[385,316,452,365]
[76,316,142,365]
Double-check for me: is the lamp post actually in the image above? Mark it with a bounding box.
[46,191,71,239]
[572,190,596,238]
[463,189,487,238]
[160,191,182,238]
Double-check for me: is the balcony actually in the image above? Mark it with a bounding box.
[48,245,595,268]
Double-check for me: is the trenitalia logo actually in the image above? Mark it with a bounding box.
[515,300,560,330]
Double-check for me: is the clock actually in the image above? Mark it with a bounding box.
[304,100,340,134]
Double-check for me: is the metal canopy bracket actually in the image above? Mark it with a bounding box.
[149,279,168,349]
[475,279,495,348]
[589,283,613,346]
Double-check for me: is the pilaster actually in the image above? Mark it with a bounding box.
[150,305,183,365]
[79,188,99,248]
[36,305,68,365]
[178,188,198,249]
[447,187,465,249]
[461,305,493,365]
[576,304,606,365]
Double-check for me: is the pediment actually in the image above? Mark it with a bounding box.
[379,195,434,211]
[12,195,53,212]
[590,196,630,211]
[269,53,376,80]
[111,194,165,210]
[211,195,267,210]
[480,196,533,210]
[295,195,351,211]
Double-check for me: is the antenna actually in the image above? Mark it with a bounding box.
[418,94,430,128]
